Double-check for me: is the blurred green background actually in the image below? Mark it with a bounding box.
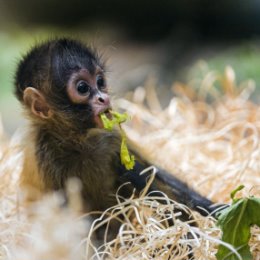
[1,0,260,134]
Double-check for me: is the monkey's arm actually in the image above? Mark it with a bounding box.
[117,159,224,217]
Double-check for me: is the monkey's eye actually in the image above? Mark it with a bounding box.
[77,81,90,95]
[97,76,105,89]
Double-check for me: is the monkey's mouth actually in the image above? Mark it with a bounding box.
[101,109,112,119]
[94,108,112,128]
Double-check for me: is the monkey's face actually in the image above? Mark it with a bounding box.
[21,39,112,133]
[23,66,112,131]
[65,67,112,129]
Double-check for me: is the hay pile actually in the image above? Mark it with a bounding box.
[0,66,260,259]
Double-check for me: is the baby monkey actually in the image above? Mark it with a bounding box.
[15,38,219,220]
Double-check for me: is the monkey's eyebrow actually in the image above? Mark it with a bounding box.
[68,72,81,82]
[71,69,92,79]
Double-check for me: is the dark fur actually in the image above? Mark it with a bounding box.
[15,38,221,218]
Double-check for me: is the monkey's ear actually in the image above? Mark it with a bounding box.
[23,87,53,119]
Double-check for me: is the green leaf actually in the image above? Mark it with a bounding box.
[230,185,245,204]
[216,196,260,260]
[120,135,135,170]
[110,110,129,124]
[100,111,129,131]
[100,110,135,170]
[100,113,115,131]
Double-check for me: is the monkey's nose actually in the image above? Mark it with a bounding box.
[96,93,110,106]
